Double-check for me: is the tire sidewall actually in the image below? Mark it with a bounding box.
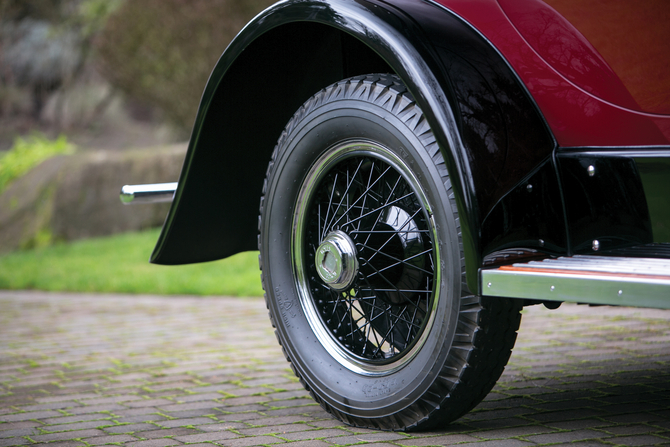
[261,96,461,419]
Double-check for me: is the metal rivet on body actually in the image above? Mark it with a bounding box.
[587,165,596,177]
[592,240,600,251]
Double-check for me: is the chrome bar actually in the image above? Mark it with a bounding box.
[481,256,670,309]
[522,255,670,275]
[120,182,178,204]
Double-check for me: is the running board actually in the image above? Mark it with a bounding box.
[481,255,670,309]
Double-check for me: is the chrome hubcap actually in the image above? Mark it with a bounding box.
[315,230,359,291]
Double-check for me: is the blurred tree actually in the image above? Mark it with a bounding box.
[0,0,121,123]
[0,0,63,22]
[1,20,80,120]
[96,0,276,134]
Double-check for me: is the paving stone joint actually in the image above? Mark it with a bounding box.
[1,291,670,446]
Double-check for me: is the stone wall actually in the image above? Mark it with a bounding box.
[0,144,186,254]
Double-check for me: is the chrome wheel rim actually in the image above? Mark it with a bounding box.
[292,141,440,376]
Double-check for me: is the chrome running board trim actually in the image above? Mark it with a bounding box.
[481,255,670,309]
[120,182,178,204]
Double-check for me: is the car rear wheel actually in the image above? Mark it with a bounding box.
[258,74,522,430]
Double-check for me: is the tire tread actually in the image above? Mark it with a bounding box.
[259,74,521,431]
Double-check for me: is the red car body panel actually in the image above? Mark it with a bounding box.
[542,0,670,115]
[434,0,670,147]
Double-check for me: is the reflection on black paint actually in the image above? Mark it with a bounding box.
[481,158,567,257]
[557,154,652,253]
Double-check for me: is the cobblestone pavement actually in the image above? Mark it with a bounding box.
[1,291,670,447]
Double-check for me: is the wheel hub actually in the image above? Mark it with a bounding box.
[315,230,359,291]
[293,142,439,374]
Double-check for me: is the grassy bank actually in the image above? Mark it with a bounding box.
[0,229,263,296]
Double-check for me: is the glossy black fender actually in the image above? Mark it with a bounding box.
[150,0,556,294]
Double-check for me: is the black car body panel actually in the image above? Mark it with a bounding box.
[150,0,555,294]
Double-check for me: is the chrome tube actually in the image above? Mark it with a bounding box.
[120,182,178,204]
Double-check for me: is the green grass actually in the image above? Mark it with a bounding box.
[0,133,75,195]
[0,229,263,296]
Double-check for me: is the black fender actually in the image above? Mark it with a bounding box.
[150,0,556,294]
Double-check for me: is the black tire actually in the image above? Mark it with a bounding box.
[258,74,521,431]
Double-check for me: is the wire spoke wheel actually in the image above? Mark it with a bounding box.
[259,74,522,431]
[293,142,439,374]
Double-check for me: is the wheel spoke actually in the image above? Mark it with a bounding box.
[364,205,420,265]
[357,257,415,303]
[355,161,377,233]
[406,298,421,349]
[361,174,403,250]
[302,151,436,364]
[350,229,431,234]
[329,165,393,231]
[342,192,414,228]
[323,160,365,234]
[361,246,435,277]
[372,305,409,357]
[320,172,339,240]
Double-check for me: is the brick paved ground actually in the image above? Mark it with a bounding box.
[1,291,670,447]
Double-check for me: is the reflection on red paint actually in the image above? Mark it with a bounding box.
[542,0,670,115]
[498,0,640,111]
[433,0,670,146]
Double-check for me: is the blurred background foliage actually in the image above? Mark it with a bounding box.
[97,0,275,133]
[0,133,75,195]
[0,0,275,295]
[0,0,275,147]
[1,0,122,137]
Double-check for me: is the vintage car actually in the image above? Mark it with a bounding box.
[120,0,670,431]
